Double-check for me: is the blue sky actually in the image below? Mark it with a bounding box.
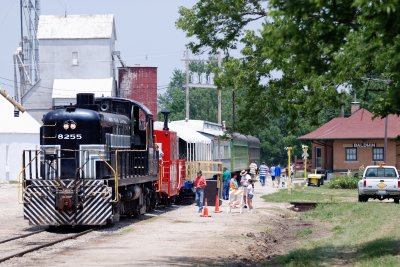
[0,0,197,96]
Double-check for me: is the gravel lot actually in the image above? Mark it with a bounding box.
[0,180,317,266]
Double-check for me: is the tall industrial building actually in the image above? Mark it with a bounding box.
[21,14,117,122]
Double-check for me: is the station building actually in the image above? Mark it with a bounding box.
[298,103,400,172]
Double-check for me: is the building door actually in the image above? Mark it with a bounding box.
[315,147,322,169]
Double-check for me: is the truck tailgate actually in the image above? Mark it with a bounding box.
[365,177,398,191]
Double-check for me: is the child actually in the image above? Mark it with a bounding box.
[247,179,255,211]
[229,175,240,208]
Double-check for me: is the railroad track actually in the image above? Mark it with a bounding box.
[0,229,46,245]
[0,228,95,264]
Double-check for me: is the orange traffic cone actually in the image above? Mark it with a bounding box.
[200,198,211,217]
[214,194,222,213]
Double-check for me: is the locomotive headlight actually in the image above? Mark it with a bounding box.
[63,122,70,130]
[70,121,77,130]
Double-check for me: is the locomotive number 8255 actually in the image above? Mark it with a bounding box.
[57,134,83,140]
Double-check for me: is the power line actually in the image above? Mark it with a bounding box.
[0,76,171,94]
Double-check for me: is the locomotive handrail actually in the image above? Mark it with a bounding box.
[20,147,152,204]
[18,150,41,204]
[157,162,163,192]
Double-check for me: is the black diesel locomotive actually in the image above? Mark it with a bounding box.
[21,93,158,226]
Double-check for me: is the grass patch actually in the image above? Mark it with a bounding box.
[172,220,191,223]
[119,227,134,235]
[261,185,357,203]
[262,187,400,266]
[8,180,19,184]
[296,228,312,237]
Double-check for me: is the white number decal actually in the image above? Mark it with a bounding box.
[57,134,83,140]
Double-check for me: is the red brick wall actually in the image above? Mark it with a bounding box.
[311,140,398,172]
[118,67,158,121]
[332,139,397,171]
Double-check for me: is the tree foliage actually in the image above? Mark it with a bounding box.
[175,0,400,163]
[177,0,400,117]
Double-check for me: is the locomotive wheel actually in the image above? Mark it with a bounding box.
[150,193,158,210]
[133,207,141,218]
[146,195,152,212]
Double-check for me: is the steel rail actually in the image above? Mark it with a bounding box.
[0,228,94,264]
[0,229,46,244]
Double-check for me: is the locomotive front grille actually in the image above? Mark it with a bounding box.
[23,179,112,226]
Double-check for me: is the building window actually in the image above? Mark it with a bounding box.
[345,147,357,161]
[372,147,384,161]
[72,52,79,66]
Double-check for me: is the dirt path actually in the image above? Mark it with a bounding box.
[0,180,323,266]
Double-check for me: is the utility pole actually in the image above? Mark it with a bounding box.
[185,49,190,120]
[217,51,222,124]
[384,116,388,162]
[182,49,221,123]
[361,77,392,162]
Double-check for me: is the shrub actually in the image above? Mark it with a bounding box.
[328,175,359,189]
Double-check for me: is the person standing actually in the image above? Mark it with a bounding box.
[229,175,240,208]
[194,170,207,213]
[247,179,255,211]
[270,164,276,187]
[222,167,231,200]
[240,170,251,208]
[290,164,294,185]
[258,162,269,187]
[275,164,282,188]
[249,161,258,180]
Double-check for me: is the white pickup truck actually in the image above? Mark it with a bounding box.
[358,165,400,203]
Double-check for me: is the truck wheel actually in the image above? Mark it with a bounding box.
[358,195,368,202]
[317,180,320,187]
[394,198,399,204]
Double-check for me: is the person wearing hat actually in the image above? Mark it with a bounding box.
[194,170,207,213]
[240,170,251,208]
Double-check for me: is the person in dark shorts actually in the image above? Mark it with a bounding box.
[270,164,276,187]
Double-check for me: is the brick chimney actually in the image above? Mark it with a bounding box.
[351,102,360,114]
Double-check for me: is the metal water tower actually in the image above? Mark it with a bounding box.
[14,0,40,103]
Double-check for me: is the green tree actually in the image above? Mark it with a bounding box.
[177,0,400,119]
[158,69,186,121]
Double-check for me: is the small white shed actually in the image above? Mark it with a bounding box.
[0,95,40,181]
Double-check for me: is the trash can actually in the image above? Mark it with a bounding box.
[204,180,221,206]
